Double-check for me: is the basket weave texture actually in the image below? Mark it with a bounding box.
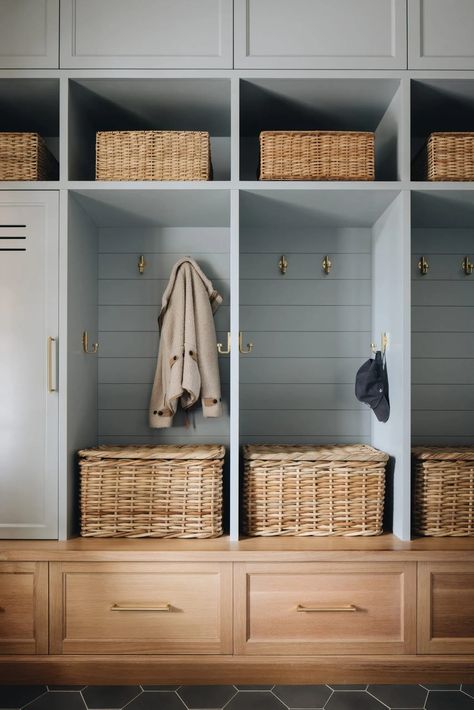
[79,444,224,538]
[259,131,375,181]
[0,132,58,180]
[426,132,474,181]
[412,447,474,536]
[96,130,211,181]
[243,444,388,537]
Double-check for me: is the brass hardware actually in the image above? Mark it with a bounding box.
[138,255,146,275]
[371,332,388,356]
[47,336,56,392]
[110,603,171,612]
[217,332,231,355]
[82,331,99,355]
[279,255,288,275]
[322,255,332,275]
[297,604,357,613]
[418,256,429,276]
[239,331,253,354]
[462,256,474,275]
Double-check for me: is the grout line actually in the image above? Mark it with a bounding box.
[365,688,391,709]
[20,689,50,710]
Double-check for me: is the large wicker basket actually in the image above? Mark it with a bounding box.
[0,132,58,181]
[412,447,474,536]
[425,132,474,181]
[79,444,224,538]
[243,444,388,537]
[259,131,375,181]
[96,130,212,181]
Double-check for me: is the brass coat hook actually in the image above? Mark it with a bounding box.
[371,332,388,356]
[462,256,473,275]
[239,331,253,354]
[138,255,146,274]
[279,255,288,275]
[217,332,231,355]
[418,256,429,275]
[322,255,332,275]
[82,331,99,355]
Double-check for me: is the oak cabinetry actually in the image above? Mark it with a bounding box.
[0,562,48,654]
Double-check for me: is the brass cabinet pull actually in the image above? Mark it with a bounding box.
[296,604,357,613]
[47,336,56,392]
[217,332,231,355]
[239,331,253,354]
[110,603,171,612]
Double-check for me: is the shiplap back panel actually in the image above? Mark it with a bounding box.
[97,227,230,445]
[239,227,372,444]
[412,228,474,445]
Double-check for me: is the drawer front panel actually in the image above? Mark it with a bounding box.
[50,562,232,654]
[0,562,48,654]
[0,0,59,68]
[409,0,474,69]
[235,562,416,655]
[418,562,474,654]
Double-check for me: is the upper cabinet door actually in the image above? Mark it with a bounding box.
[0,0,59,68]
[234,0,407,69]
[60,0,233,68]
[409,0,474,69]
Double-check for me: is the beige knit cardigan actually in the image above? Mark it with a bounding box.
[149,257,223,428]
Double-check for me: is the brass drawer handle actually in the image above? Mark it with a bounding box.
[296,604,358,613]
[110,603,171,612]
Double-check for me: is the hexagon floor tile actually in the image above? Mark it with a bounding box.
[368,684,428,708]
[82,686,141,709]
[273,684,332,708]
[177,685,237,709]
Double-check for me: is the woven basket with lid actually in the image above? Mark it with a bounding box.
[243,444,388,537]
[79,444,224,538]
[412,447,474,536]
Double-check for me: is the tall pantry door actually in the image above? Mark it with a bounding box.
[0,193,59,538]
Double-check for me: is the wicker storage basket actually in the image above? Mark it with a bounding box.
[243,444,388,537]
[0,132,58,181]
[79,444,225,538]
[425,132,474,181]
[96,130,212,181]
[412,447,474,536]
[259,131,375,181]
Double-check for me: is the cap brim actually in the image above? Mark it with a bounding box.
[373,396,390,423]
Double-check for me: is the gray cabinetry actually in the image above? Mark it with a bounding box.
[0,0,59,68]
[234,0,407,69]
[409,0,474,69]
[60,0,233,68]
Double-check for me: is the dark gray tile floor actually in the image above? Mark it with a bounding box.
[0,685,472,710]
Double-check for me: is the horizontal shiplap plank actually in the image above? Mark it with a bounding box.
[99,279,230,306]
[412,229,474,254]
[239,357,364,384]
[240,410,370,437]
[412,281,474,307]
[99,252,229,280]
[98,357,231,384]
[411,411,474,437]
[240,435,371,445]
[240,228,371,254]
[240,280,370,306]
[99,408,230,437]
[98,331,228,358]
[412,435,474,446]
[99,383,230,411]
[240,384,363,411]
[412,333,474,358]
[412,306,474,333]
[99,227,230,253]
[240,305,370,332]
[240,253,370,280]
[242,331,370,358]
[412,384,474,411]
[411,254,474,280]
[99,435,231,446]
[99,305,230,332]
[411,358,474,385]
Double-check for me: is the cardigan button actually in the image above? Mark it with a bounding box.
[153,410,158,415]
[158,411,163,416]
[213,399,218,404]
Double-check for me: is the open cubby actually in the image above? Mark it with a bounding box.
[66,188,231,535]
[240,78,403,182]
[411,189,474,445]
[0,78,60,177]
[68,78,232,181]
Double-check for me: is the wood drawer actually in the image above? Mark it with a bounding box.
[418,562,474,654]
[50,562,232,654]
[234,562,416,655]
[0,562,48,654]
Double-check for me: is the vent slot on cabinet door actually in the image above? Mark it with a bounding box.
[0,224,27,251]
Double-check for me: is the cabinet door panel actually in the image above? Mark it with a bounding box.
[418,562,474,654]
[235,0,407,69]
[60,0,233,68]
[0,562,48,654]
[0,0,59,68]
[0,193,58,538]
[409,0,474,69]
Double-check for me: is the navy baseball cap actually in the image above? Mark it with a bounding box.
[355,351,390,423]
